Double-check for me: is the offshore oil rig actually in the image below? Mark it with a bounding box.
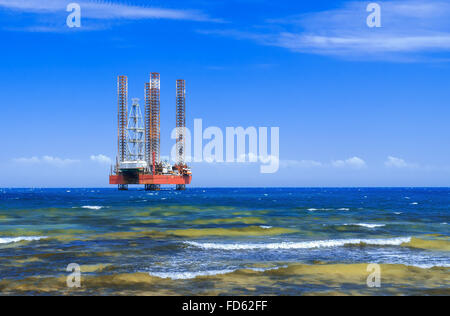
[109,73,192,191]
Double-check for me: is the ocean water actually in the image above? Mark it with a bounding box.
[0,188,448,296]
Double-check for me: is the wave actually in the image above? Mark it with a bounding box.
[149,269,236,280]
[248,265,288,272]
[148,266,286,280]
[408,263,450,269]
[307,208,350,211]
[185,237,412,250]
[167,226,297,237]
[343,223,386,229]
[81,206,104,210]
[3,263,448,295]
[147,261,448,282]
[0,236,46,244]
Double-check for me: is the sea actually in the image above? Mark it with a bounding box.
[0,188,448,295]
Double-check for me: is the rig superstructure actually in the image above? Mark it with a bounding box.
[109,73,192,190]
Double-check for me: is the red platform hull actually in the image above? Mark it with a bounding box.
[110,174,191,185]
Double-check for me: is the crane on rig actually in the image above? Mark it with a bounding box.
[109,73,192,191]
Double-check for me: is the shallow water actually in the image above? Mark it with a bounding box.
[0,188,449,295]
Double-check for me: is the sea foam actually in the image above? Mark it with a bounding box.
[185,237,412,250]
[81,206,104,210]
[148,266,285,280]
[149,269,236,280]
[0,236,46,244]
[343,223,386,229]
[307,207,350,211]
[408,263,450,269]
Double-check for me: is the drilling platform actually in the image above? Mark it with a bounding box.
[109,73,192,191]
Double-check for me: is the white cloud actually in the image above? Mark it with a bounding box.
[42,156,80,166]
[277,157,366,169]
[13,155,80,166]
[332,157,367,169]
[12,156,40,164]
[385,156,418,168]
[273,34,450,55]
[82,3,218,22]
[90,154,112,164]
[0,0,62,11]
[202,0,450,61]
[280,159,323,168]
[0,0,221,32]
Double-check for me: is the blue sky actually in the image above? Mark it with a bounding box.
[0,0,450,187]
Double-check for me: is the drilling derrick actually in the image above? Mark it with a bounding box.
[117,76,128,190]
[118,76,128,163]
[175,80,187,190]
[176,80,186,165]
[150,73,161,165]
[127,98,145,162]
[145,82,152,166]
[110,73,192,191]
